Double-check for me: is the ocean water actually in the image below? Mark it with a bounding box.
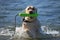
[0,0,60,40]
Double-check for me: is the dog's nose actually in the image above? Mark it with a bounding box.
[29,11,33,14]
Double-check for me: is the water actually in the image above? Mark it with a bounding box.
[0,0,60,40]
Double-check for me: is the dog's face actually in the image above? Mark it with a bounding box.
[24,6,37,22]
[25,6,37,14]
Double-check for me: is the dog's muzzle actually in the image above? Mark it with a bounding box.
[29,11,33,14]
[29,11,34,19]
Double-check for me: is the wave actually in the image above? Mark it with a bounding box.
[0,26,60,40]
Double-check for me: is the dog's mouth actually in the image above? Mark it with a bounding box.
[29,11,34,14]
[29,11,34,19]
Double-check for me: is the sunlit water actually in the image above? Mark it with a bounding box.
[0,0,60,40]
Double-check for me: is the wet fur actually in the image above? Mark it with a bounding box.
[22,6,41,38]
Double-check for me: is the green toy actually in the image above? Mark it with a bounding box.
[18,12,38,17]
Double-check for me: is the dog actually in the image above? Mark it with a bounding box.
[14,6,41,39]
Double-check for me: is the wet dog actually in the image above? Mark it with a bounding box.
[21,6,41,38]
[14,6,41,39]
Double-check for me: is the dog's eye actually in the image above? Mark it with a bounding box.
[32,8,35,10]
[28,8,30,10]
[28,8,35,10]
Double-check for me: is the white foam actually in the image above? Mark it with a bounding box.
[0,26,60,38]
[41,26,59,34]
[0,28,14,36]
[14,26,60,38]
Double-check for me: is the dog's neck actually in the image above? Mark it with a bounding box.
[23,20,31,23]
[23,18,37,23]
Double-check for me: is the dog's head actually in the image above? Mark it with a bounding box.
[23,6,37,22]
[25,6,37,14]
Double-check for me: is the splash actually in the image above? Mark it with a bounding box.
[14,26,60,38]
[40,26,60,37]
[0,28,14,36]
[0,26,60,40]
